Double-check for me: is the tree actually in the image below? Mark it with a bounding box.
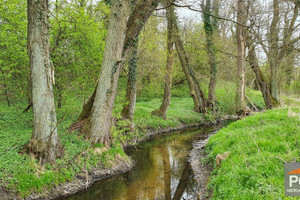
[27,0,63,163]
[151,0,175,120]
[202,0,219,111]
[235,0,247,113]
[167,0,206,113]
[121,0,140,123]
[247,40,274,109]
[250,0,299,107]
[76,0,160,145]
[80,0,130,145]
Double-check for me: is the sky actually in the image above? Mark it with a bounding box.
[175,0,202,22]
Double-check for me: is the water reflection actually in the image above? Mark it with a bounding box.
[61,127,214,200]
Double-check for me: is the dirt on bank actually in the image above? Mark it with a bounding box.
[189,133,215,200]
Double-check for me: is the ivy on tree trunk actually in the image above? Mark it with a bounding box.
[202,0,219,112]
[121,37,139,123]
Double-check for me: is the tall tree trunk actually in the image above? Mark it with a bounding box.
[27,0,63,163]
[167,0,206,113]
[121,38,139,122]
[269,0,280,104]
[75,0,160,142]
[247,40,277,109]
[202,0,218,111]
[235,0,247,113]
[81,0,130,145]
[151,0,174,120]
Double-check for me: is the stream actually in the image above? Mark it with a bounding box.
[60,126,219,200]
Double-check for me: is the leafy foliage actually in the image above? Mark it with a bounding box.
[0,0,28,103]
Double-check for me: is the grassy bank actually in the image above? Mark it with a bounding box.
[0,81,264,197]
[205,108,300,199]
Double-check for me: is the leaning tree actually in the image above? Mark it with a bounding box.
[74,0,161,145]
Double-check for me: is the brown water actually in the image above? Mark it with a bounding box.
[60,126,217,200]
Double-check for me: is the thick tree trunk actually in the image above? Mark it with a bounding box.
[235,0,247,113]
[27,0,63,163]
[151,0,174,120]
[168,1,206,113]
[269,0,280,104]
[75,0,160,142]
[81,0,130,145]
[121,38,139,122]
[202,0,218,111]
[247,41,278,109]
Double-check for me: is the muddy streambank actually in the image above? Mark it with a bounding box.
[2,116,237,200]
[189,132,215,200]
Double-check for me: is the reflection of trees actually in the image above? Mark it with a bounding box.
[160,140,171,200]
[66,128,216,200]
[125,146,164,199]
[172,162,192,200]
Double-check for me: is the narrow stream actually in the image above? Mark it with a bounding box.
[61,126,218,200]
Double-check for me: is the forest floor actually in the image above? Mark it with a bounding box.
[205,107,300,199]
[0,81,281,198]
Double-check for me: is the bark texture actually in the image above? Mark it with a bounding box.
[151,0,174,120]
[121,38,139,122]
[123,0,160,54]
[235,0,247,113]
[81,0,130,145]
[167,0,206,113]
[27,0,63,163]
[269,0,280,104]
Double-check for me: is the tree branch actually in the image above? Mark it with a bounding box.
[157,0,250,28]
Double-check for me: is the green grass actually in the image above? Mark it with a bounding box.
[0,80,266,197]
[205,108,300,200]
[0,99,128,197]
